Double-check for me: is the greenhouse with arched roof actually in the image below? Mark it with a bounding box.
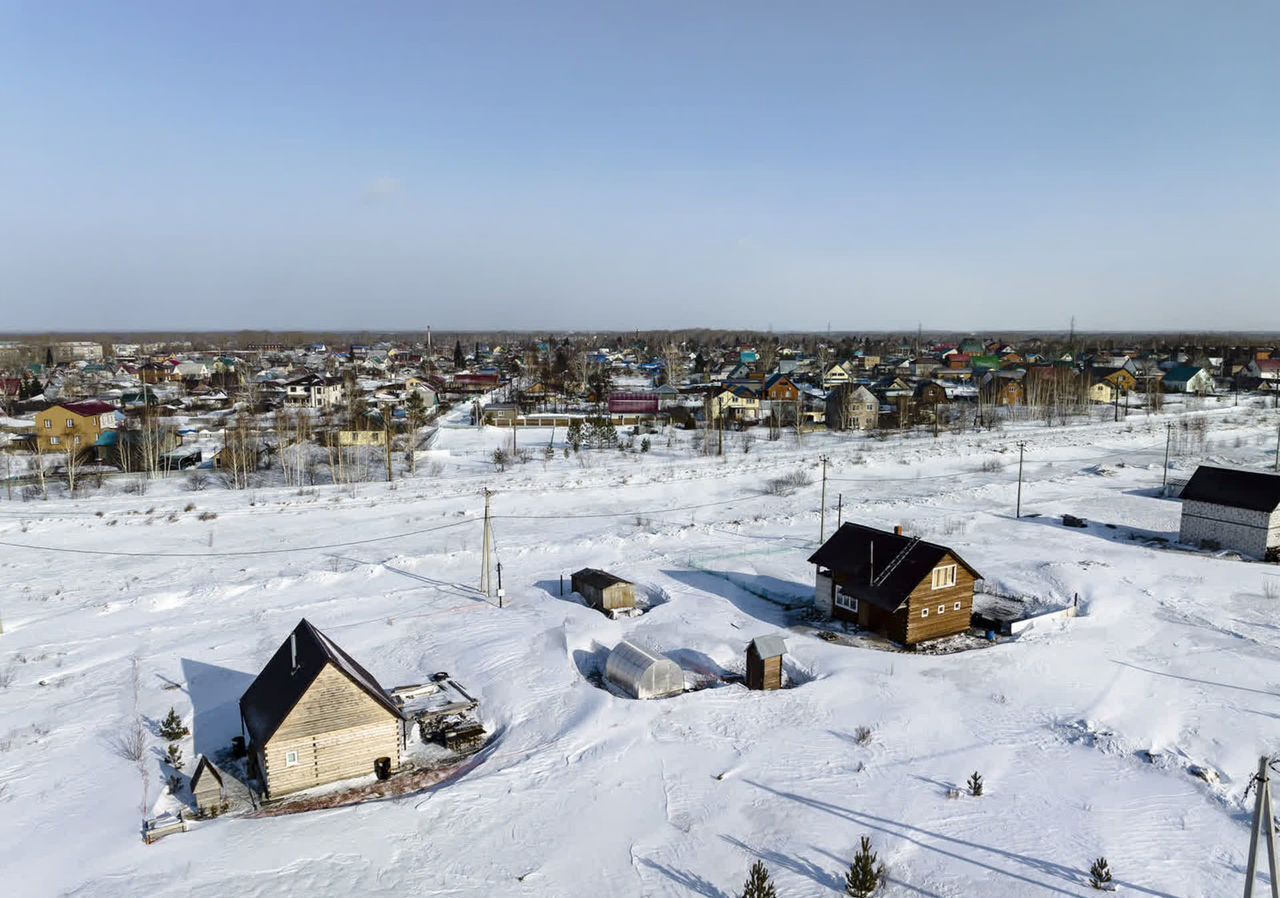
[604,640,684,700]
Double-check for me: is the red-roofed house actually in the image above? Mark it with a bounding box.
[1246,359,1280,382]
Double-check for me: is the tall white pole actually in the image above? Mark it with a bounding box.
[818,455,829,544]
[480,489,492,597]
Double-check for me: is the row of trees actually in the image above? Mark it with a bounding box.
[737,841,1114,896]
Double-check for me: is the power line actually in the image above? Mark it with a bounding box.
[0,517,478,558]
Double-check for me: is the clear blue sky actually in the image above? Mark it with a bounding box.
[1,1,1276,332]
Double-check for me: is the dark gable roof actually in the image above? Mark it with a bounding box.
[808,523,982,611]
[191,754,223,788]
[1181,465,1280,513]
[239,619,402,747]
[573,568,631,590]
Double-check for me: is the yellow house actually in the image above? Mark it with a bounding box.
[710,386,761,422]
[1088,381,1118,404]
[822,363,853,388]
[337,429,387,447]
[34,400,117,454]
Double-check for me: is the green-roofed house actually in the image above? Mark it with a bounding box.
[1161,365,1215,395]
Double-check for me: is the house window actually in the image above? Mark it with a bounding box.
[835,592,857,612]
[44,419,51,429]
[921,607,929,618]
[938,604,946,614]
[50,436,60,445]
[954,601,962,611]
[73,436,81,445]
[285,750,299,767]
[66,419,74,429]
[931,564,957,590]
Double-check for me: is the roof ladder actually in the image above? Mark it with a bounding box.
[871,536,922,588]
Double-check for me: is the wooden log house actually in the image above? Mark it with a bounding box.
[239,619,405,800]
[809,523,982,646]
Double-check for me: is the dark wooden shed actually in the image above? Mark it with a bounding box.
[746,635,786,691]
[571,568,637,615]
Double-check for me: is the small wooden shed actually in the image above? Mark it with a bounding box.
[746,635,786,691]
[571,568,637,614]
[190,754,227,816]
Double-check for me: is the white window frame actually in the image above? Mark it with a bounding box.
[43,419,51,429]
[285,750,299,767]
[931,564,958,590]
[921,607,929,618]
[50,436,60,445]
[938,604,946,614]
[954,601,962,611]
[835,592,857,613]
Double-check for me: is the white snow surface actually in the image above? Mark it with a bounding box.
[2,400,1279,896]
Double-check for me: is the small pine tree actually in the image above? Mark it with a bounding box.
[739,859,777,898]
[166,742,184,769]
[967,771,983,797]
[492,447,508,472]
[158,707,189,741]
[1089,857,1112,890]
[640,437,651,453]
[845,835,884,897]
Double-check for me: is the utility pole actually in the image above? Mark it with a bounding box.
[1163,422,1173,491]
[1275,422,1279,473]
[496,562,504,609]
[837,493,843,529]
[818,455,829,543]
[1015,441,1026,519]
[384,418,393,483]
[480,488,493,597]
[1244,755,1280,898]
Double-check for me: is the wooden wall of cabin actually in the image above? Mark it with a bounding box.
[902,556,976,644]
[261,663,402,798]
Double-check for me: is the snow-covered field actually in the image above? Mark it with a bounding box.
[2,400,1279,897]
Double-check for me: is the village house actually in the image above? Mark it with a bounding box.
[710,385,761,424]
[1244,359,1280,382]
[239,619,405,800]
[821,362,854,389]
[284,373,344,408]
[824,384,879,431]
[1178,465,1280,560]
[809,523,983,646]
[1161,365,1215,395]
[32,400,118,454]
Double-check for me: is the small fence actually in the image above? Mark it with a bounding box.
[1007,605,1077,635]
